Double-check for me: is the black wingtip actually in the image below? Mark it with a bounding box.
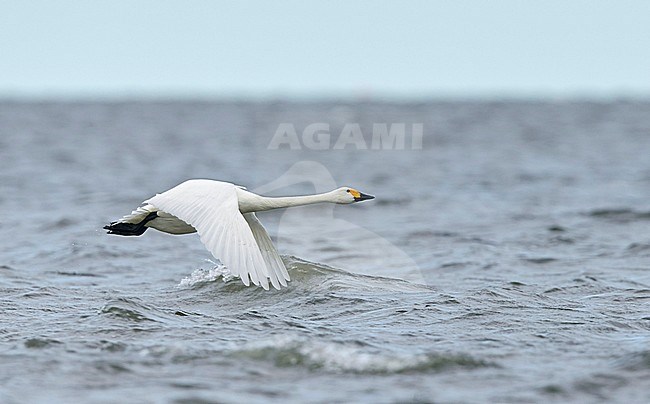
[103,221,148,236]
[103,212,157,237]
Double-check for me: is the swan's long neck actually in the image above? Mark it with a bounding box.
[237,189,335,213]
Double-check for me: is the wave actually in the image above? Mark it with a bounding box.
[230,335,491,374]
[587,208,650,222]
[615,349,650,371]
[176,255,434,293]
[97,296,188,324]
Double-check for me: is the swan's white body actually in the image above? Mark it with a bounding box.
[105,179,374,290]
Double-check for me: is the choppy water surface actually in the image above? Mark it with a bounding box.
[1,100,650,403]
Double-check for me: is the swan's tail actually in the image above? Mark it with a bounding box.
[104,211,158,236]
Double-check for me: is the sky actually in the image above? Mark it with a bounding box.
[0,0,649,99]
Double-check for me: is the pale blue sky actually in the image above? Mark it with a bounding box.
[1,0,649,99]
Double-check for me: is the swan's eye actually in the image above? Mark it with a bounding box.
[346,189,351,193]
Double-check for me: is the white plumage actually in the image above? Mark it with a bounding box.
[105,179,374,290]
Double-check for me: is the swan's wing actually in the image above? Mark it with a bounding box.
[115,204,157,224]
[144,180,273,290]
[243,213,290,289]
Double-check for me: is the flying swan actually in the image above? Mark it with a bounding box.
[104,179,374,290]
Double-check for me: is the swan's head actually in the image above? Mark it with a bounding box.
[332,187,375,204]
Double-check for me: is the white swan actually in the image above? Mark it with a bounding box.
[104,180,374,290]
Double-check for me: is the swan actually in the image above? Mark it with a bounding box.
[253,161,424,284]
[103,179,374,290]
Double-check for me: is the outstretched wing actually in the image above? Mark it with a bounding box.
[145,179,275,290]
[243,213,290,289]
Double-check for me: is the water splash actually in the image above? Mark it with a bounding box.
[178,259,238,288]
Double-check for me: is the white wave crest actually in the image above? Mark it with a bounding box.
[235,335,486,373]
